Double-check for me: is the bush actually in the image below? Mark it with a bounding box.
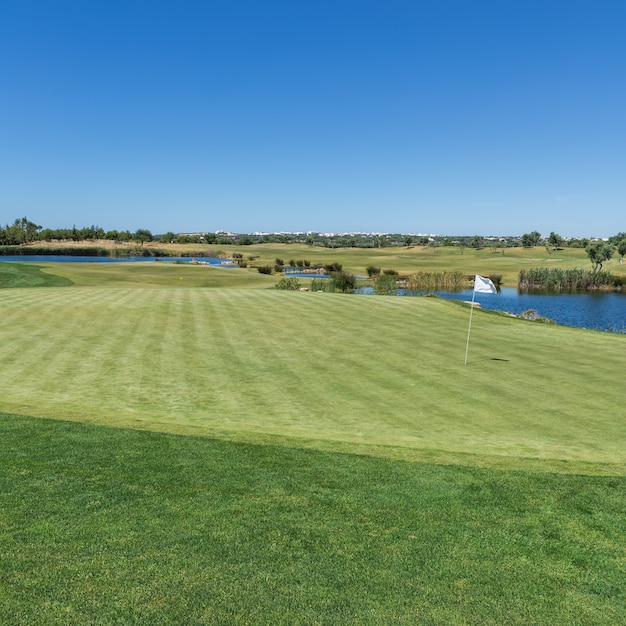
[383,268,398,276]
[324,262,343,273]
[257,265,273,275]
[331,271,356,293]
[489,274,503,287]
[366,265,381,278]
[275,277,301,290]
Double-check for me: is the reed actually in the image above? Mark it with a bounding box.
[407,270,467,292]
[518,268,620,291]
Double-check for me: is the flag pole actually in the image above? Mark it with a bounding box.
[464,275,497,365]
[464,289,477,366]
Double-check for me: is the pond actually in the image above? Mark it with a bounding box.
[362,286,625,333]
[434,287,625,332]
[0,255,234,266]
[356,286,624,332]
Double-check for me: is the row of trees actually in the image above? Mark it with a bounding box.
[2,218,625,260]
[0,218,158,246]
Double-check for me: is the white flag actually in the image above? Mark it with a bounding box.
[474,274,497,294]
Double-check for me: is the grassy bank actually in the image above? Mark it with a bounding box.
[2,413,625,625]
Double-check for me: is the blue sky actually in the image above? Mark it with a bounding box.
[1,0,624,237]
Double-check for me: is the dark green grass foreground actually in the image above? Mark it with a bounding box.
[2,414,625,625]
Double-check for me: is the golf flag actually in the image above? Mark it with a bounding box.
[474,274,497,294]
[465,275,497,365]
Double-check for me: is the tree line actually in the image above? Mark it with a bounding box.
[1,217,625,262]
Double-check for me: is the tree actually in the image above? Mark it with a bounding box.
[160,231,177,243]
[2,217,42,244]
[404,236,413,247]
[617,239,626,264]
[548,232,563,247]
[521,231,541,247]
[134,229,153,245]
[586,241,614,271]
[470,235,484,249]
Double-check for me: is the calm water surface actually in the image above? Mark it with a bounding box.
[437,287,625,333]
[0,255,232,265]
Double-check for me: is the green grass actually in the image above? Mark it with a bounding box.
[1,260,625,623]
[1,286,624,471]
[2,413,625,625]
[17,260,277,289]
[0,262,74,288]
[222,243,626,285]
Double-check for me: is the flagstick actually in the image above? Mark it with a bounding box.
[464,289,477,366]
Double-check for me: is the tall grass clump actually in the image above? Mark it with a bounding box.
[407,271,467,292]
[310,277,335,292]
[374,274,398,295]
[519,268,620,292]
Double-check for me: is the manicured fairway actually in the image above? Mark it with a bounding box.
[1,413,625,625]
[1,285,624,472]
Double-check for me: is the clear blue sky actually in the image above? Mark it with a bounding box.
[1,0,624,237]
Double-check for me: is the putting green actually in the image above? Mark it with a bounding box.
[2,286,624,472]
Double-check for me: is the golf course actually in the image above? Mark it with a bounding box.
[1,248,625,625]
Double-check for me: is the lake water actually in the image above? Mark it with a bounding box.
[0,255,233,266]
[356,286,624,332]
[429,288,624,333]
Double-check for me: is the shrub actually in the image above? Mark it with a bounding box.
[275,277,301,290]
[257,265,273,275]
[489,274,503,287]
[366,265,381,278]
[331,271,356,293]
[383,268,398,276]
[324,262,342,272]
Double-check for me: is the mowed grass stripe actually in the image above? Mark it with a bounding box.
[1,287,624,467]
